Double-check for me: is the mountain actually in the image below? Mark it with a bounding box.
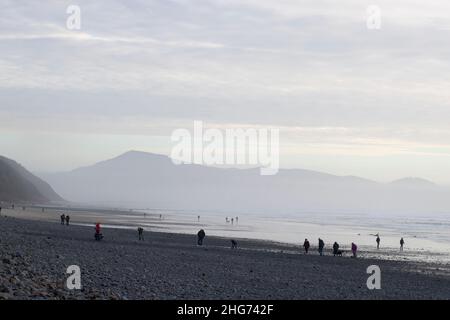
[40,151,450,215]
[390,177,437,188]
[0,155,63,203]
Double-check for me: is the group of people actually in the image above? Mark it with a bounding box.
[376,234,405,251]
[89,216,406,257]
[302,238,358,258]
[60,213,70,226]
[302,235,406,258]
[225,216,238,225]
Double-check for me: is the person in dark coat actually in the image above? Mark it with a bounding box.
[138,227,144,241]
[318,238,325,256]
[333,242,340,256]
[303,239,310,254]
[197,229,206,246]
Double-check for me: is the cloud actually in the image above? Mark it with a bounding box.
[1,0,450,180]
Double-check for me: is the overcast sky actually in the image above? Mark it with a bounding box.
[1,0,450,184]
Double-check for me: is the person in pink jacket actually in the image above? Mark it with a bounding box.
[351,242,357,258]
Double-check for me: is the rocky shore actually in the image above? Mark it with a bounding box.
[1,215,450,299]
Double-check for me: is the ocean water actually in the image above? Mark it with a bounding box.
[102,209,450,263]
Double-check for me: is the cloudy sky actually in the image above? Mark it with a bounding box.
[1,0,450,183]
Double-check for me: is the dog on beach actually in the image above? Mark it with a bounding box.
[335,250,343,256]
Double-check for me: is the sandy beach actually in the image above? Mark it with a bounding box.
[1,209,450,300]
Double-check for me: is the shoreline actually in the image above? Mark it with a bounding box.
[2,206,449,266]
[1,213,450,299]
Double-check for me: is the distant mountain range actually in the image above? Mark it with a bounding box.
[0,155,62,203]
[39,151,450,215]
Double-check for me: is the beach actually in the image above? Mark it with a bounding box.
[1,209,450,300]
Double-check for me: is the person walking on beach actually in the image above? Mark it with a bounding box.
[303,239,310,254]
[351,242,358,258]
[60,214,66,225]
[376,235,380,249]
[197,215,200,222]
[400,238,405,251]
[65,215,70,226]
[138,227,144,241]
[235,217,238,224]
[231,218,234,225]
[197,229,206,246]
[318,238,325,256]
[333,242,340,256]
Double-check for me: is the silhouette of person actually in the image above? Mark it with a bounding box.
[95,223,103,240]
[303,239,310,254]
[333,242,340,256]
[138,227,144,241]
[400,238,405,251]
[351,242,358,258]
[318,238,325,256]
[65,215,70,226]
[197,229,206,245]
[376,235,380,249]
[231,239,238,249]
[231,218,234,225]
[60,214,66,225]
[198,215,200,222]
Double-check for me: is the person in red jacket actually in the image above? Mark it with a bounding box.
[95,223,103,240]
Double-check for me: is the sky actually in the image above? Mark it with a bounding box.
[1,0,450,184]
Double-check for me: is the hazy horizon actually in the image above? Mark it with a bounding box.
[20,149,447,187]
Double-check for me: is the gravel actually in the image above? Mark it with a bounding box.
[1,215,450,300]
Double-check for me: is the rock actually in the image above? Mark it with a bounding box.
[0,292,12,300]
